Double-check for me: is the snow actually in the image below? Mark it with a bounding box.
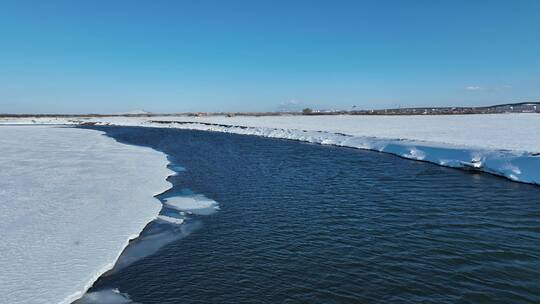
[0,114,538,302]
[146,120,540,185]
[152,114,540,153]
[3,113,538,152]
[0,126,172,304]
[1,113,539,185]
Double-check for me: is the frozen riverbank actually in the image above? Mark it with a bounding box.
[1,114,539,185]
[3,113,539,152]
[75,126,540,304]
[0,126,172,304]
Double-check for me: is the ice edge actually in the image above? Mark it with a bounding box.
[61,156,175,304]
[142,121,540,186]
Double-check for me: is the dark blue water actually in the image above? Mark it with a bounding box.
[86,126,540,304]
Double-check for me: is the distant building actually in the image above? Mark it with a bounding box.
[345,102,540,115]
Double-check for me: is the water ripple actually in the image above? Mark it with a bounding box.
[89,127,540,304]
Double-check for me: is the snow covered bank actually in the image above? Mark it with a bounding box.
[4,113,538,152]
[0,126,172,304]
[1,114,539,185]
[152,114,540,153]
[143,121,540,185]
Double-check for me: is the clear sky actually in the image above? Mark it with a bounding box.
[1,0,539,114]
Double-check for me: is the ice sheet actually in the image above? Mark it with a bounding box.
[0,126,172,304]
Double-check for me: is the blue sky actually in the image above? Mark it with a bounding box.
[1,0,539,113]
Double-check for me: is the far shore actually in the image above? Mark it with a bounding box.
[1,102,539,118]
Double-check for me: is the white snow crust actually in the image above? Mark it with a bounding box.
[3,113,539,152]
[0,126,172,304]
[1,114,539,185]
[162,114,540,153]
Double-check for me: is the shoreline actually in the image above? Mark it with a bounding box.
[88,123,540,187]
[2,118,538,186]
